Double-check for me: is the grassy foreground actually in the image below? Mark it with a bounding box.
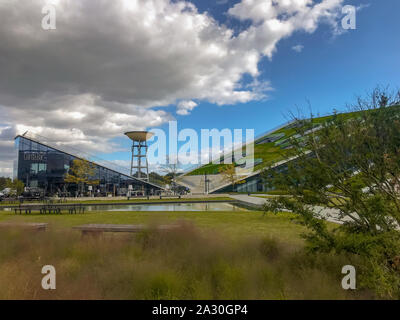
[0,209,372,299]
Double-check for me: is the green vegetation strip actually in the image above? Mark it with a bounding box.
[187,110,370,176]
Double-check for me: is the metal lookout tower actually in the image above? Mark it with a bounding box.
[124,131,154,182]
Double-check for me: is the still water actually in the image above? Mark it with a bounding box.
[85,202,245,212]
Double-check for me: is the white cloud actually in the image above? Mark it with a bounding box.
[4,93,172,146]
[177,100,198,116]
[229,0,344,58]
[0,161,13,178]
[0,126,16,177]
[292,44,305,52]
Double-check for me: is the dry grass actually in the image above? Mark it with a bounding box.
[0,222,373,300]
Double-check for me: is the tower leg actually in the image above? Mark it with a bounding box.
[130,140,150,182]
[130,145,134,177]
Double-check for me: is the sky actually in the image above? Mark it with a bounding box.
[0,0,399,176]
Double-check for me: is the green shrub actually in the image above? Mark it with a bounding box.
[264,88,400,297]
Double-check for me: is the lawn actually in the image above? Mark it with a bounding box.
[0,209,305,244]
[253,195,279,199]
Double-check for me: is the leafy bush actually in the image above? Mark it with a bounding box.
[263,87,400,298]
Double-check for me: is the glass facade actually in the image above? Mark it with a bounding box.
[14,135,161,196]
[216,174,266,193]
[214,162,289,193]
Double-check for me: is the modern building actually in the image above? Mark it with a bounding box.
[13,133,163,196]
[176,119,308,194]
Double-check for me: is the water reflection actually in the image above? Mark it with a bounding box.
[87,202,245,212]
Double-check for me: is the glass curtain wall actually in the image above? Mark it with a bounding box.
[14,136,158,196]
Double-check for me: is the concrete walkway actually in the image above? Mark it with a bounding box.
[230,194,267,206]
[177,174,228,194]
[230,194,354,225]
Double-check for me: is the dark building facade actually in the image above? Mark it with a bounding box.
[13,135,162,196]
[211,160,290,193]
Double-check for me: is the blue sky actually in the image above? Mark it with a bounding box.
[103,0,400,165]
[175,0,399,134]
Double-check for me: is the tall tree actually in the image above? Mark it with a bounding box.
[0,178,24,196]
[10,179,25,196]
[64,159,99,194]
[218,164,245,192]
[0,177,11,191]
[160,155,182,194]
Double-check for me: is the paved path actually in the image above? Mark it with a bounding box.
[230,194,267,206]
[230,194,355,225]
[177,174,228,194]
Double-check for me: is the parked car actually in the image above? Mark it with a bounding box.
[175,185,190,195]
[21,187,45,199]
[0,188,16,197]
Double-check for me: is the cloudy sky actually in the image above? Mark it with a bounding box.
[0,0,399,176]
